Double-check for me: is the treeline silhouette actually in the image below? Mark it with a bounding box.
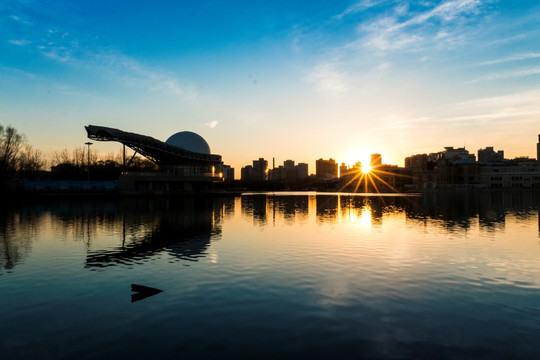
[49,148,157,180]
[0,124,44,190]
[0,124,158,191]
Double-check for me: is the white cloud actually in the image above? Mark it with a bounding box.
[446,89,540,124]
[307,62,349,98]
[42,47,72,62]
[9,39,31,46]
[478,53,540,66]
[394,2,409,16]
[415,0,482,23]
[333,0,382,20]
[363,31,423,51]
[10,14,32,26]
[356,0,485,52]
[34,35,199,100]
[468,67,540,83]
[203,120,219,129]
[459,89,540,109]
[148,78,198,100]
[5,2,198,102]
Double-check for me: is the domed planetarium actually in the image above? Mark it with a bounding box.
[165,131,211,155]
[85,125,223,193]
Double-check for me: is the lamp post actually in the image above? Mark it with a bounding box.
[85,142,93,181]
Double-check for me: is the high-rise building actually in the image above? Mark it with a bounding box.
[269,166,286,180]
[241,165,253,181]
[370,154,382,168]
[284,160,296,181]
[284,160,295,168]
[339,163,348,178]
[222,165,235,181]
[478,147,504,163]
[297,163,308,179]
[252,158,268,181]
[440,147,476,163]
[316,158,338,179]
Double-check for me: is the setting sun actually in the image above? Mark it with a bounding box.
[343,153,373,175]
[361,163,371,174]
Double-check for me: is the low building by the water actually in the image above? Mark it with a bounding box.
[405,140,540,190]
[85,125,224,194]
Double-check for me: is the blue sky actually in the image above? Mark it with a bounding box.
[2,0,540,172]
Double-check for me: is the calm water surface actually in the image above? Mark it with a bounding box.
[1,192,540,359]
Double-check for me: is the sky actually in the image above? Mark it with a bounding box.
[1,0,540,174]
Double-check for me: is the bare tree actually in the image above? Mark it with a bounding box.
[0,125,25,179]
[18,145,45,173]
[51,147,96,167]
[73,147,85,167]
[52,149,72,166]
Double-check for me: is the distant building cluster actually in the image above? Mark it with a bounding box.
[238,158,309,183]
[269,159,309,181]
[404,136,540,190]
[226,135,540,192]
[240,158,268,182]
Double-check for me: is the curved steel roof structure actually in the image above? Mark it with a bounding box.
[85,125,222,166]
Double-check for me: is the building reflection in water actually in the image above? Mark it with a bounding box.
[240,192,540,235]
[85,197,228,268]
[316,196,338,224]
[3,192,540,274]
[241,195,268,226]
[0,197,231,274]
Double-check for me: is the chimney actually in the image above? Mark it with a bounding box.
[537,135,540,163]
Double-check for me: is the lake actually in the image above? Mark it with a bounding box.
[1,192,540,359]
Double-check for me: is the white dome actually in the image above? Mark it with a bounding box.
[165,131,211,154]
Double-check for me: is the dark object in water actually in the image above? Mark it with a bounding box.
[131,284,163,303]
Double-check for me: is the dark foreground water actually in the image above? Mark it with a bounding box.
[1,192,540,359]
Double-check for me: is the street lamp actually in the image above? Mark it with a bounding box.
[85,142,93,181]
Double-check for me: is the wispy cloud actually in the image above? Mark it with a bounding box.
[3,1,198,101]
[378,89,540,136]
[9,23,198,100]
[148,78,198,100]
[478,52,540,66]
[485,34,528,46]
[446,89,540,124]
[407,0,482,24]
[355,0,485,52]
[307,62,349,98]
[202,120,218,129]
[468,66,540,83]
[333,0,383,20]
[459,89,540,109]
[9,39,31,46]
[74,51,199,99]
[9,14,32,26]
[441,110,540,123]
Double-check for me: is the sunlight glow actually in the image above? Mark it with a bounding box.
[361,163,371,174]
[359,207,372,227]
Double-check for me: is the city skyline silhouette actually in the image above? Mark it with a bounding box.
[3,1,540,173]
